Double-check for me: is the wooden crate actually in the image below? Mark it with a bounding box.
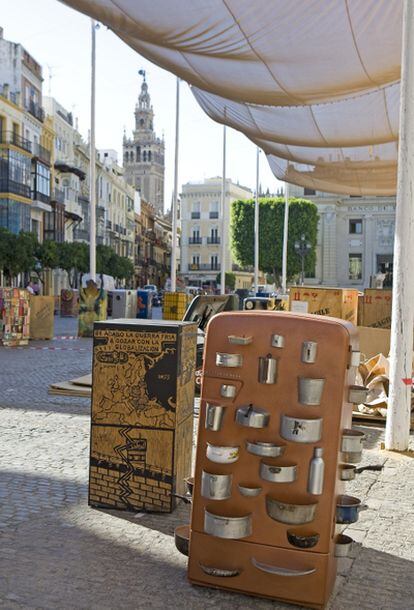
[359,289,392,328]
[89,319,197,512]
[162,291,188,320]
[289,286,359,325]
[29,296,54,340]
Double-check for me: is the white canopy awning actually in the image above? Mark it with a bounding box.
[61,0,403,193]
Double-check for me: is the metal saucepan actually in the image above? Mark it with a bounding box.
[184,476,194,495]
[206,442,240,464]
[205,403,226,431]
[174,525,190,557]
[336,495,364,524]
[251,557,316,577]
[199,563,241,577]
[339,464,356,480]
[201,471,232,500]
[260,461,297,483]
[235,405,270,428]
[266,496,318,525]
[348,385,369,404]
[301,341,318,364]
[334,534,354,557]
[220,384,237,399]
[342,450,363,464]
[245,440,286,458]
[258,355,278,384]
[204,509,252,539]
[216,352,242,368]
[287,529,320,549]
[238,483,262,497]
[280,415,323,443]
[341,429,365,453]
[298,377,325,405]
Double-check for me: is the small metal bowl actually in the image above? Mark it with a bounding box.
[287,529,320,549]
[174,524,190,557]
[246,440,286,458]
[260,461,297,483]
[204,510,252,539]
[199,563,241,577]
[238,484,262,497]
[339,464,356,481]
[335,534,354,557]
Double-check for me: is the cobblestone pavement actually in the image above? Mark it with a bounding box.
[0,316,413,609]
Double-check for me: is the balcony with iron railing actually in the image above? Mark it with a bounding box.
[207,236,220,244]
[189,236,202,244]
[188,263,220,271]
[32,190,51,205]
[0,131,32,154]
[0,177,31,199]
[26,100,45,122]
[32,142,51,165]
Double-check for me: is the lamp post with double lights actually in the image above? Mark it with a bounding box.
[294,234,311,286]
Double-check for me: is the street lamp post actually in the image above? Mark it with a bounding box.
[294,234,311,285]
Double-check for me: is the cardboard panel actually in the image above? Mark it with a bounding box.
[29,296,54,339]
[360,289,392,328]
[289,287,358,325]
[60,289,79,317]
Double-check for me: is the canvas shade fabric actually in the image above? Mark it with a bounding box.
[61,0,404,194]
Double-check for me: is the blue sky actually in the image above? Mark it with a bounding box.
[1,0,282,208]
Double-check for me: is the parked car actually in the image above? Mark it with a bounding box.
[143,284,158,292]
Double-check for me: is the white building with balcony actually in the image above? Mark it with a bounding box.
[180,177,252,288]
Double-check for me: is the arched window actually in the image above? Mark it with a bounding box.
[124,151,129,163]
[148,150,151,162]
[136,146,140,162]
[130,151,134,162]
[143,151,147,162]
[140,118,144,127]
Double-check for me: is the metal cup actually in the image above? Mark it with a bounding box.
[216,352,242,368]
[298,377,325,405]
[201,471,232,500]
[220,384,236,399]
[205,403,226,431]
[271,334,285,348]
[204,510,252,539]
[301,341,318,363]
[258,355,277,384]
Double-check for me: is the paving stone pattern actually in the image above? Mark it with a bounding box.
[0,316,413,609]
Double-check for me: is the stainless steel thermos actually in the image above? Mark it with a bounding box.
[307,447,325,495]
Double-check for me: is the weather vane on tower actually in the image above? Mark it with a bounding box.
[138,69,146,82]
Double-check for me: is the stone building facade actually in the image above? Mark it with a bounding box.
[180,177,253,289]
[289,185,396,289]
[123,75,165,214]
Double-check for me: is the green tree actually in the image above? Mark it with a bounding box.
[231,197,318,284]
[56,242,88,287]
[216,271,236,291]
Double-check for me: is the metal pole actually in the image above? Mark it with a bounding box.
[220,124,227,295]
[281,181,289,293]
[385,0,414,451]
[170,77,180,292]
[254,147,260,293]
[301,255,305,286]
[89,19,97,281]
